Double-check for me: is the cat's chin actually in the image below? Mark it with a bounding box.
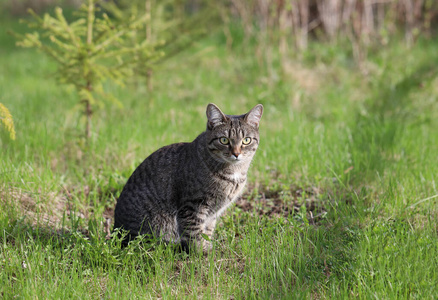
[223,156,245,164]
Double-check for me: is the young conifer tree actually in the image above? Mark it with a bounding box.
[14,0,163,140]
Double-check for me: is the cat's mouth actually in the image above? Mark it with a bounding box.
[224,154,243,164]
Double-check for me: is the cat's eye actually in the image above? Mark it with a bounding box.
[242,137,252,145]
[219,137,230,145]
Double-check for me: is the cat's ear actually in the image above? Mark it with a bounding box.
[206,103,227,129]
[244,104,263,128]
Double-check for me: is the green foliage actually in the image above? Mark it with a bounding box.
[13,0,164,137]
[0,103,16,140]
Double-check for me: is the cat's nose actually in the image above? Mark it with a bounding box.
[231,148,241,159]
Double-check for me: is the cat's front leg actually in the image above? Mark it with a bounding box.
[204,217,217,240]
[188,216,216,253]
[177,206,209,253]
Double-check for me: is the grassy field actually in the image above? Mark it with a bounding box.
[1,12,438,299]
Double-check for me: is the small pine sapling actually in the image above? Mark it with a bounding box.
[14,0,164,140]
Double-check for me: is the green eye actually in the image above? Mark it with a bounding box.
[242,137,252,145]
[219,137,229,145]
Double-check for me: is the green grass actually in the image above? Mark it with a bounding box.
[1,13,438,299]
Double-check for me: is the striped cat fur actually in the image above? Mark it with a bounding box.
[113,103,263,252]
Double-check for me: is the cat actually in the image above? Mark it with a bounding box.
[113,103,263,252]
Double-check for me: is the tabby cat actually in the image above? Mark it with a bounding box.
[113,103,263,252]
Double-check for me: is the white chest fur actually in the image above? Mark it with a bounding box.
[231,172,242,182]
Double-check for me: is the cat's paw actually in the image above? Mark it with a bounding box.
[202,240,213,254]
[180,239,212,255]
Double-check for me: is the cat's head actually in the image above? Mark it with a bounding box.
[205,103,263,164]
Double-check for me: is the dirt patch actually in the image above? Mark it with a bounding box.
[1,186,111,238]
[236,185,327,224]
[0,187,68,228]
